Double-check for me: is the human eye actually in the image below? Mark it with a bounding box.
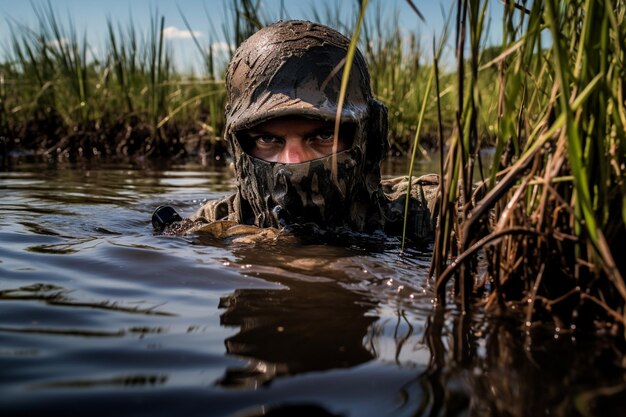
[312,131,334,144]
[255,134,282,146]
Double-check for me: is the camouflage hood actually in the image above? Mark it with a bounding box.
[225,20,389,231]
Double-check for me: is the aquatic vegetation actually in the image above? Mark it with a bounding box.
[0,0,464,161]
[1,3,224,160]
[430,0,626,338]
[1,0,624,337]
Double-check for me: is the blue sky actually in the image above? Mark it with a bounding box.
[0,0,504,74]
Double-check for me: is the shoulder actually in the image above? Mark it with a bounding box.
[381,174,439,241]
[382,174,439,204]
[193,193,240,223]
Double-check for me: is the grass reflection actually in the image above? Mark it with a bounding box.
[33,374,168,389]
[0,284,175,316]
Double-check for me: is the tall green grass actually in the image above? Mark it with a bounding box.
[1,0,623,335]
[3,4,211,158]
[0,0,480,160]
[431,0,626,337]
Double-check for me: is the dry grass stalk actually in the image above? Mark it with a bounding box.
[433,0,626,338]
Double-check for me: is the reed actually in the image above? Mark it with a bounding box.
[432,0,626,337]
[340,0,460,154]
[0,0,273,159]
[1,0,623,337]
[0,0,478,160]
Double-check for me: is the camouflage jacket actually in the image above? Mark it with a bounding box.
[189,173,439,242]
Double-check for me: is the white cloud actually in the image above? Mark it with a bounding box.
[210,42,233,52]
[162,26,203,40]
[46,38,69,49]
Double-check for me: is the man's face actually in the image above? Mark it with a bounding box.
[238,116,353,163]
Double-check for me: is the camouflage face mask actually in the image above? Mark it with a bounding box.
[236,146,377,230]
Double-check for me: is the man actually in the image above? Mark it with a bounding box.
[155,20,438,243]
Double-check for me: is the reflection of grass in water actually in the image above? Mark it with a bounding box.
[0,283,175,317]
[18,221,61,236]
[0,325,126,337]
[422,308,626,416]
[33,374,168,389]
[26,242,84,254]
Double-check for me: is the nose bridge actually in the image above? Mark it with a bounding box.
[279,136,306,164]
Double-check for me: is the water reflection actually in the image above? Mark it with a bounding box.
[0,283,175,318]
[34,374,168,389]
[1,161,624,417]
[420,308,626,417]
[208,241,381,388]
[217,284,377,387]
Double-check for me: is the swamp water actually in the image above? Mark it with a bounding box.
[0,160,624,417]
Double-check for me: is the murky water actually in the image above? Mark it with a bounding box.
[1,159,624,417]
